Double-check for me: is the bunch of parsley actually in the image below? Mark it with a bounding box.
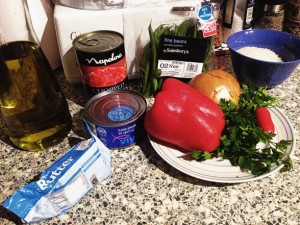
[189,84,293,176]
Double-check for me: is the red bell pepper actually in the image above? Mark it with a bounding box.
[144,78,225,152]
[255,107,275,133]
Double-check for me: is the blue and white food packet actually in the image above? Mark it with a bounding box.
[2,120,112,223]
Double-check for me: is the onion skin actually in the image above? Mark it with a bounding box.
[189,70,242,105]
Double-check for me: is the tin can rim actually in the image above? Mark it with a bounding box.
[72,30,124,53]
[84,90,147,127]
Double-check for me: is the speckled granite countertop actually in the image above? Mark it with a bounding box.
[1,57,300,225]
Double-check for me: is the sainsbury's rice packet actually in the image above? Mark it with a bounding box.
[2,120,112,223]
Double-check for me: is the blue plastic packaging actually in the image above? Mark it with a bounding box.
[2,121,112,223]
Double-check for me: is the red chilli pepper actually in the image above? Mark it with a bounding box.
[144,78,225,152]
[255,107,275,133]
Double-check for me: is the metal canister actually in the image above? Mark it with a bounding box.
[284,0,300,37]
[84,90,147,149]
[286,0,300,23]
[73,30,128,99]
[255,0,286,31]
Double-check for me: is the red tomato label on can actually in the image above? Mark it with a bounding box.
[73,31,129,99]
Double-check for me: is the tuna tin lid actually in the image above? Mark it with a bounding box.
[73,30,124,53]
[84,90,147,127]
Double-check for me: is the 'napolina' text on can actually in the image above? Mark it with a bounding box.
[73,30,128,99]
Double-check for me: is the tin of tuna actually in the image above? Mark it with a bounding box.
[84,90,147,149]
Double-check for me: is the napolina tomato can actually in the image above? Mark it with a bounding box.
[73,30,128,99]
[84,90,147,149]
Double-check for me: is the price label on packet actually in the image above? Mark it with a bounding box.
[157,35,207,79]
[198,5,217,38]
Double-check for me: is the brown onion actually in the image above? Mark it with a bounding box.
[189,70,242,105]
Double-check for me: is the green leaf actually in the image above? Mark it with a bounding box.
[188,150,213,161]
[190,85,293,176]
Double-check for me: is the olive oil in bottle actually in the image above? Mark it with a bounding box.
[0,41,72,151]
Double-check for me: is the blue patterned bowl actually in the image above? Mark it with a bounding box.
[227,29,300,88]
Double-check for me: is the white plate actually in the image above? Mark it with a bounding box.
[148,107,296,183]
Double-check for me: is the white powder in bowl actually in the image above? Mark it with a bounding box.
[237,46,283,62]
